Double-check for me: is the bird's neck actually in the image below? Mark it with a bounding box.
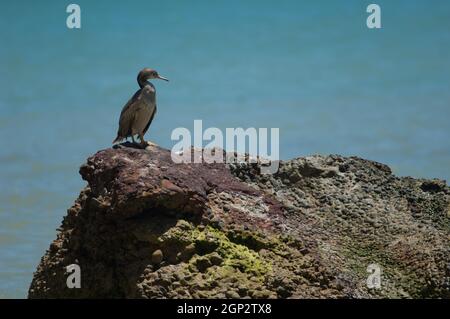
[139,81,156,92]
[138,79,150,89]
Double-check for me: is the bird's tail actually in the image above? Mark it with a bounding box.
[112,135,123,144]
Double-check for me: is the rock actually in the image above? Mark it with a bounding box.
[194,256,212,273]
[151,250,163,265]
[28,145,450,299]
[225,290,241,299]
[209,252,224,266]
[178,243,196,262]
[420,179,447,193]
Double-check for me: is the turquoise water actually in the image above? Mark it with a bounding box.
[1,0,449,298]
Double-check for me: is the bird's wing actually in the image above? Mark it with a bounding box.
[117,89,142,137]
[143,105,157,135]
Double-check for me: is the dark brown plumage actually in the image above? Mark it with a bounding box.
[113,68,168,147]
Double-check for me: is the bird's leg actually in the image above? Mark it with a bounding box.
[131,135,136,144]
[139,133,147,148]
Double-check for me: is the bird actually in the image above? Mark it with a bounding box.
[113,68,168,147]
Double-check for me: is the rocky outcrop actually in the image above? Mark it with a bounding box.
[28,144,450,298]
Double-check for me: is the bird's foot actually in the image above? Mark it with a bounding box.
[140,141,149,149]
[140,140,158,149]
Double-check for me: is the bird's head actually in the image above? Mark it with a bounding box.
[137,68,169,87]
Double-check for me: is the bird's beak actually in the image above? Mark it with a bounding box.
[157,75,169,82]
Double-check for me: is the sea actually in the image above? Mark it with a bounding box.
[0,0,449,298]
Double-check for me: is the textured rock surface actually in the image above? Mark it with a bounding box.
[29,144,450,298]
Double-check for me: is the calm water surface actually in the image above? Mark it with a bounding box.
[0,0,449,297]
